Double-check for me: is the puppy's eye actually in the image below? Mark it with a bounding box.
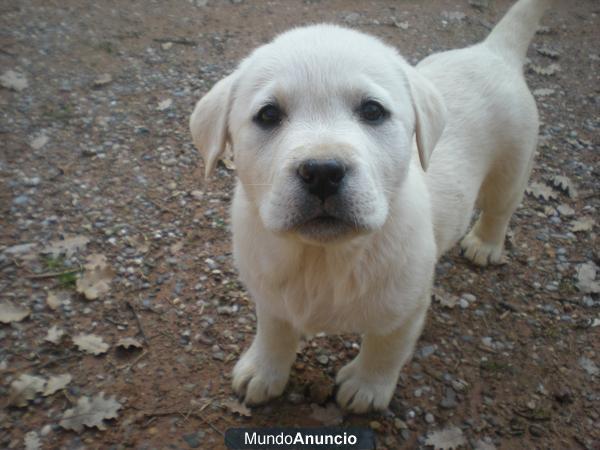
[254,104,283,128]
[358,100,387,124]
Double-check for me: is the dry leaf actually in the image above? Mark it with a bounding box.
[93,73,112,86]
[116,337,143,350]
[433,287,458,308]
[83,253,107,271]
[474,440,496,450]
[571,216,595,233]
[59,392,122,432]
[43,235,90,258]
[536,25,552,35]
[2,242,38,260]
[30,133,49,150]
[533,88,555,97]
[0,301,31,324]
[526,182,558,201]
[551,175,578,198]
[556,204,575,217]
[223,399,252,417]
[76,254,114,300]
[126,235,149,253]
[45,325,65,344]
[9,374,46,407]
[190,190,204,201]
[158,98,172,111]
[536,46,559,59]
[530,63,560,76]
[0,69,28,91]
[169,241,184,255]
[46,292,61,310]
[43,374,72,396]
[425,425,467,450]
[46,291,70,310]
[309,403,343,426]
[220,157,236,171]
[24,431,40,450]
[576,262,600,294]
[73,333,109,355]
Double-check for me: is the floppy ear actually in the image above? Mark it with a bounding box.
[405,66,447,171]
[189,72,238,178]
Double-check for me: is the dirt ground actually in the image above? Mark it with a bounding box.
[1,0,598,449]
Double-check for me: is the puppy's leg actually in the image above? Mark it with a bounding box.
[336,303,427,413]
[232,305,300,405]
[461,142,537,266]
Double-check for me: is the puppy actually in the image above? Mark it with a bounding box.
[190,0,550,413]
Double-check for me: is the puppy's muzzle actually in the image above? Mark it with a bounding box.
[297,159,346,201]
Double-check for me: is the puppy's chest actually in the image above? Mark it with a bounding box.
[265,253,402,335]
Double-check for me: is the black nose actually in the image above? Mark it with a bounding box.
[297,159,346,201]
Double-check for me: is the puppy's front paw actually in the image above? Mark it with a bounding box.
[460,231,506,266]
[232,349,290,406]
[335,359,396,413]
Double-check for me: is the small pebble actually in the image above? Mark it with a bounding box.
[182,431,205,448]
[462,293,476,302]
[394,418,408,430]
[370,420,382,431]
[287,392,304,404]
[440,387,458,409]
[529,424,545,437]
[316,355,329,365]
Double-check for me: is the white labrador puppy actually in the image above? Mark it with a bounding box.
[190,0,551,413]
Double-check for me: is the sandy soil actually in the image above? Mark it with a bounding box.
[1,0,598,449]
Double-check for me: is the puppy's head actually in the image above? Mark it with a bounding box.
[190,25,446,244]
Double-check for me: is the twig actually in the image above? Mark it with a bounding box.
[126,300,149,345]
[423,366,443,382]
[146,197,177,214]
[152,37,198,46]
[513,408,551,421]
[112,31,141,39]
[118,350,148,372]
[3,354,79,374]
[27,268,81,279]
[140,409,224,436]
[0,47,16,56]
[580,191,600,200]
[477,345,497,354]
[104,316,129,328]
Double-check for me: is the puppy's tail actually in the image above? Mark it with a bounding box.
[484,0,553,67]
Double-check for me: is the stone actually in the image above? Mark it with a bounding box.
[316,355,329,365]
[416,344,437,359]
[13,195,29,206]
[182,431,205,448]
[529,424,544,437]
[394,418,408,430]
[440,387,458,409]
[369,420,382,431]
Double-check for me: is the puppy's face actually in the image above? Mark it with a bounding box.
[191,25,446,244]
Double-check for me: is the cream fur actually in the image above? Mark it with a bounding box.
[190,0,550,413]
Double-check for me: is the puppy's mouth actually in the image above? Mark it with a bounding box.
[304,214,343,227]
[293,212,363,243]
